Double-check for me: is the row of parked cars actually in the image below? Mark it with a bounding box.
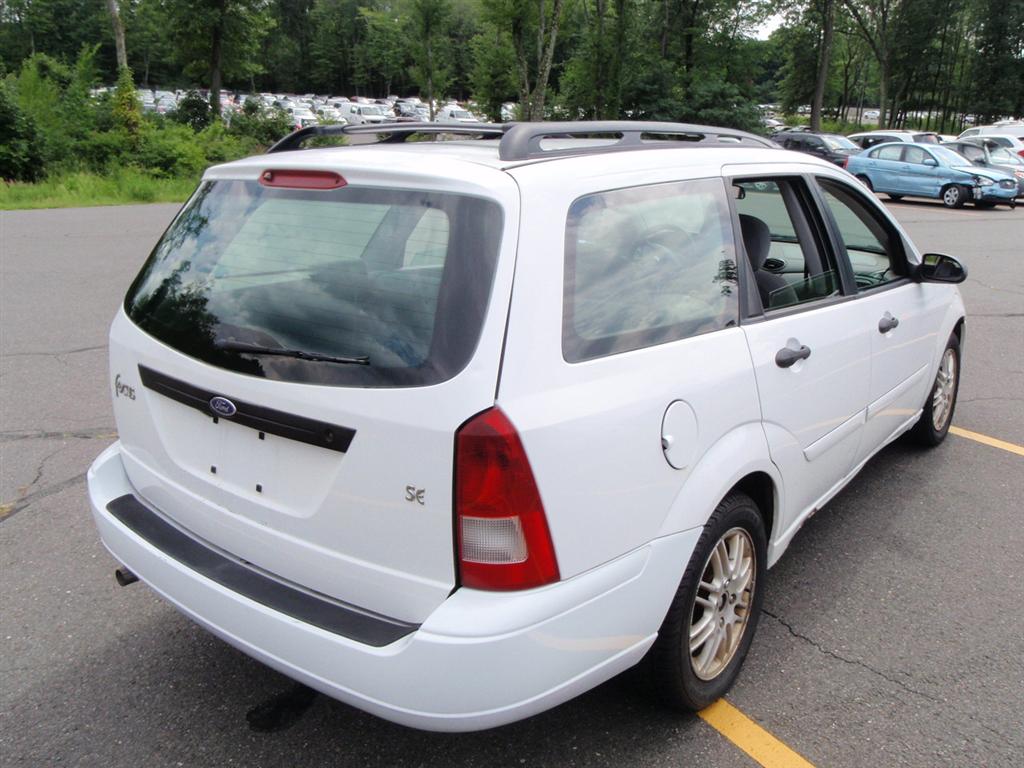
[257,93,493,131]
[773,123,1024,209]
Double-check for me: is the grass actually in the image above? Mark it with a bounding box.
[0,168,197,210]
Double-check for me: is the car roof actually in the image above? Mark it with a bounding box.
[211,140,797,177]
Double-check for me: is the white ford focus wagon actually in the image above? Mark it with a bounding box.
[87,121,966,731]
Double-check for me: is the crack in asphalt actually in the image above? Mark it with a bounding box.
[0,344,106,360]
[966,278,1024,297]
[762,610,1020,749]
[959,396,1024,403]
[0,427,117,444]
[0,427,115,522]
[0,441,85,523]
[762,609,942,704]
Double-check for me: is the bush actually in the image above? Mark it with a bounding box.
[135,121,206,177]
[0,84,44,181]
[111,65,142,137]
[227,101,292,147]
[171,90,213,131]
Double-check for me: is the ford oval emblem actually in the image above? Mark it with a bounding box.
[209,396,237,417]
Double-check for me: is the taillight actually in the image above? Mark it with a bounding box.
[1018,149,1024,159]
[841,157,850,169]
[455,408,560,590]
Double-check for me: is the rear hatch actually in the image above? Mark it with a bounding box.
[109,157,517,624]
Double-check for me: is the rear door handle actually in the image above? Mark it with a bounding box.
[775,344,811,368]
[878,314,900,333]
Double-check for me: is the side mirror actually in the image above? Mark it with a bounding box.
[915,253,967,283]
[923,157,938,167]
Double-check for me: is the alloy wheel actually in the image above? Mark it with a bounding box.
[688,527,756,681]
[932,348,957,431]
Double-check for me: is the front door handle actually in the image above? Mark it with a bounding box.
[775,344,811,368]
[878,314,900,333]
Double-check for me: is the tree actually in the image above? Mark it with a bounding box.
[163,0,273,114]
[357,8,407,96]
[967,0,1024,122]
[470,22,518,120]
[104,0,127,70]
[483,0,567,120]
[841,0,901,127]
[407,0,451,119]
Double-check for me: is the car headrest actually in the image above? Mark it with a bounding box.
[739,214,771,271]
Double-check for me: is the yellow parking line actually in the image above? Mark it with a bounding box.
[950,426,1024,457]
[698,699,815,768]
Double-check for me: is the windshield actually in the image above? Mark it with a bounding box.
[126,181,503,387]
[823,135,858,150]
[452,110,473,119]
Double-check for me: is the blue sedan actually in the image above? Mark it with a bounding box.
[846,142,1019,209]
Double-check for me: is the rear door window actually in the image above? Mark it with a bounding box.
[126,180,503,387]
[874,145,904,161]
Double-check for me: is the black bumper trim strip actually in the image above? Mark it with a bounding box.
[138,365,356,453]
[107,494,419,647]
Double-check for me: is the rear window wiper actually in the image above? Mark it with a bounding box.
[214,340,370,365]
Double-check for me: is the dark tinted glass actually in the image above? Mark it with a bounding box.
[126,181,503,387]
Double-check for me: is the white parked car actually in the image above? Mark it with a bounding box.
[435,105,480,123]
[959,123,1024,141]
[847,129,941,149]
[339,102,388,125]
[88,121,967,733]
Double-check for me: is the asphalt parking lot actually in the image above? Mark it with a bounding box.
[1,198,1022,767]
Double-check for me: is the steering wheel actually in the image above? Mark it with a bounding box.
[631,224,697,267]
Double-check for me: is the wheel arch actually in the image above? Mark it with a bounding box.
[731,472,776,547]
[656,423,783,549]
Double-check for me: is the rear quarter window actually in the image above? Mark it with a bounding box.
[563,178,739,362]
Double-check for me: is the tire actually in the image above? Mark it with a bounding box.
[942,184,967,208]
[856,175,874,192]
[645,493,767,711]
[887,194,904,201]
[910,332,961,447]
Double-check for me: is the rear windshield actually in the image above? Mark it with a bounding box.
[126,180,503,387]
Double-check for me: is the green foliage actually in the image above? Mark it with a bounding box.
[3,0,1024,207]
[675,77,763,133]
[469,24,517,121]
[0,168,197,209]
[407,0,453,114]
[0,83,45,181]
[227,100,292,145]
[172,90,214,131]
[112,66,142,136]
[357,9,407,95]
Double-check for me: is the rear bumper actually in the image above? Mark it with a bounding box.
[88,443,699,731]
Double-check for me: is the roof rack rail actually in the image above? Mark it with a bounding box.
[266,122,507,154]
[497,121,775,160]
[265,120,776,159]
